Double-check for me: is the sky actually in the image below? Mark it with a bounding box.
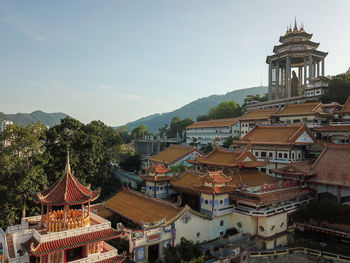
[1,0,350,126]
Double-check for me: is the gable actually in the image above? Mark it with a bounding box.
[295,131,314,143]
[242,156,252,162]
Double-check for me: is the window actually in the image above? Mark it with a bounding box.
[220,220,224,226]
[269,152,273,158]
[261,152,266,158]
[215,200,218,206]
[284,153,288,159]
[220,200,223,205]
[292,152,295,159]
[278,153,282,158]
[205,200,208,205]
[255,152,258,157]
[201,198,204,204]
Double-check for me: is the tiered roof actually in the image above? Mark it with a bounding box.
[149,145,201,165]
[190,143,267,168]
[307,144,350,187]
[193,171,235,195]
[239,108,279,121]
[141,163,173,182]
[273,102,329,117]
[237,124,316,146]
[339,96,350,114]
[144,163,169,174]
[272,160,314,177]
[200,171,232,184]
[187,118,239,129]
[34,152,100,206]
[26,229,121,256]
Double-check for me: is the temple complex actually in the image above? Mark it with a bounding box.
[0,153,125,263]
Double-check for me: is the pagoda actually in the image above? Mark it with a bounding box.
[266,19,328,100]
[0,152,125,263]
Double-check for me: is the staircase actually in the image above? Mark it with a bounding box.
[6,234,15,259]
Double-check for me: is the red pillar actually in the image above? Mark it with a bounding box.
[41,204,44,226]
[81,203,84,227]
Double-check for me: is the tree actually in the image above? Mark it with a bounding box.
[222,136,238,148]
[196,101,242,121]
[119,154,142,172]
[158,123,168,137]
[118,125,133,144]
[0,123,48,227]
[166,117,193,139]
[44,117,123,199]
[321,74,350,104]
[242,93,268,107]
[163,238,203,263]
[200,143,214,154]
[131,125,149,139]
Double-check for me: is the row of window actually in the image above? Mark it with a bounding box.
[254,151,301,160]
[146,185,167,191]
[201,198,229,206]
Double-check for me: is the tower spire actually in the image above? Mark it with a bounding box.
[294,17,298,31]
[65,151,72,175]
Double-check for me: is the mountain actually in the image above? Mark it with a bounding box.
[123,86,267,132]
[0,110,68,127]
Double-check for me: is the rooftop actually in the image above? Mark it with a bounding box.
[149,144,200,165]
[340,96,350,114]
[272,160,314,177]
[273,102,326,116]
[237,124,316,146]
[187,118,239,129]
[239,108,279,121]
[308,144,350,187]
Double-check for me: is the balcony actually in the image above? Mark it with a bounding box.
[233,198,313,217]
[69,243,119,263]
[213,205,234,217]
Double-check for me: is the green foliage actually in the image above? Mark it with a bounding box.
[200,143,214,154]
[163,238,203,263]
[222,136,239,148]
[293,201,350,225]
[0,122,49,228]
[158,123,168,137]
[44,117,123,200]
[242,93,268,107]
[196,101,242,121]
[107,237,130,256]
[131,125,149,139]
[119,154,142,172]
[170,163,186,173]
[166,117,193,139]
[321,74,350,104]
[118,125,133,144]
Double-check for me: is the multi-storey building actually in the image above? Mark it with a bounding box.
[239,108,279,136]
[272,102,330,130]
[0,153,124,263]
[1,120,13,132]
[235,124,317,176]
[185,118,240,146]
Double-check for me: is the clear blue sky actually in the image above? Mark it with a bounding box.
[1,0,349,126]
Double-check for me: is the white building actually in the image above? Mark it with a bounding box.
[1,120,13,132]
[186,118,240,146]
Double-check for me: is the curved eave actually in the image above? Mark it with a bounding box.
[273,40,319,53]
[279,32,313,43]
[34,192,100,206]
[266,50,328,64]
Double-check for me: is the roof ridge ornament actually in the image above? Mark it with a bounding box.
[294,17,298,31]
[65,151,72,175]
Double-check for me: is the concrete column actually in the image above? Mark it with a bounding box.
[313,63,316,78]
[275,61,279,99]
[304,58,307,87]
[322,59,325,76]
[298,66,302,86]
[286,56,291,98]
[317,62,320,77]
[308,54,313,81]
[268,62,272,100]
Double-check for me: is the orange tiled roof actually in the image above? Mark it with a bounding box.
[140,175,173,182]
[187,118,239,129]
[273,102,325,116]
[308,144,350,187]
[340,96,350,114]
[145,163,170,174]
[90,203,115,218]
[192,185,236,195]
[200,170,232,184]
[314,124,350,131]
[34,153,100,206]
[272,160,314,176]
[104,188,181,224]
[149,145,199,165]
[194,146,266,168]
[237,124,316,145]
[239,108,280,121]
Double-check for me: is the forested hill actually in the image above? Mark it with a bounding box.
[123,86,267,132]
[0,110,68,127]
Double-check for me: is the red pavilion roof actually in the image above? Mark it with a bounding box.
[28,228,121,256]
[34,152,100,206]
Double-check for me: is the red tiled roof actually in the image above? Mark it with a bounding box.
[149,145,201,165]
[28,229,121,256]
[239,108,280,121]
[193,145,266,168]
[187,118,239,129]
[307,144,350,187]
[35,153,100,206]
[145,163,169,174]
[237,124,316,145]
[200,171,232,184]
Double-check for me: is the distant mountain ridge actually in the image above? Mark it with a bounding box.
[0,110,68,127]
[123,86,267,132]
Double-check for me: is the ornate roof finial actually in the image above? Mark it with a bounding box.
[300,22,304,31]
[294,17,298,31]
[65,151,72,175]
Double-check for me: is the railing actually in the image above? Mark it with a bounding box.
[234,198,313,217]
[0,228,9,262]
[295,223,350,239]
[329,122,350,126]
[257,158,290,164]
[6,220,28,235]
[9,255,29,263]
[69,249,119,263]
[249,247,350,262]
[213,206,234,216]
